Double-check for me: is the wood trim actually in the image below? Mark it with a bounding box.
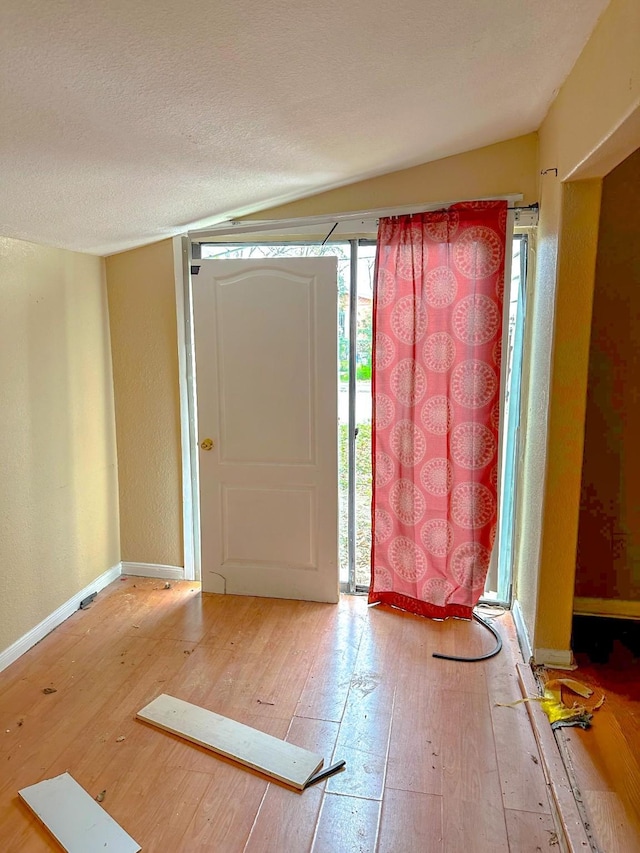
[19,772,141,853]
[573,596,640,620]
[188,195,524,240]
[553,733,599,852]
[533,647,576,669]
[137,693,324,789]
[0,563,121,674]
[121,562,185,580]
[517,663,591,853]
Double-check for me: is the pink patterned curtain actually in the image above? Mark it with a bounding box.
[369,201,507,619]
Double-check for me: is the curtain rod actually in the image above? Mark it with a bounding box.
[188,195,528,241]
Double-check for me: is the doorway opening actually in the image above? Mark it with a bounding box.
[484,232,528,605]
[196,230,527,604]
[199,239,374,594]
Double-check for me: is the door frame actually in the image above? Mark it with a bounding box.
[175,197,531,589]
[173,235,200,581]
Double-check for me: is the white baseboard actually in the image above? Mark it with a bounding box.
[511,599,576,670]
[511,598,533,664]
[121,562,185,581]
[574,596,640,620]
[533,647,576,670]
[0,564,122,675]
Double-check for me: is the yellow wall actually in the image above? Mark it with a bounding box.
[515,0,640,657]
[527,180,602,653]
[0,237,120,652]
[103,136,537,578]
[3,1,636,663]
[576,147,640,601]
[96,2,639,649]
[106,239,183,567]
[247,133,538,220]
[545,0,640,184]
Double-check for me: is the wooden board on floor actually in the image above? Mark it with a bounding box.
[137,693,324,789]
[18,772,141,853]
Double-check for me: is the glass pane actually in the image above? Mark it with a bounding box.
[495,236,526,601]
[355,245,376,588]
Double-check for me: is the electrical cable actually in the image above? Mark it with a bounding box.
[432,611,503,662]
[321,222,339,246]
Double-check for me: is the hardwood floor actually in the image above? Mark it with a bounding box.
[548,649,640,853]
[0,579,557,851]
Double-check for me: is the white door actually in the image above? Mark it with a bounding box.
[193,257,338,602]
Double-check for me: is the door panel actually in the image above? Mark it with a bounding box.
[194,257,338,602]
[223,485,315,566]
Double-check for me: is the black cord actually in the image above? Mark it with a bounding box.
[432,612,503,662]
[321,222,339,246]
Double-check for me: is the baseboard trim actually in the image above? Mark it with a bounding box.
[534,647,576,670]
[574,596,640,620]
[121,562,185,581]
[0,564,122,675]
[511,598,533,664]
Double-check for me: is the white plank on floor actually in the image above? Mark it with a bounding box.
[137,693,324,789]
[18,772,141,853]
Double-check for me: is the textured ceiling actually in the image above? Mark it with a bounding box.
[1,0,608,255]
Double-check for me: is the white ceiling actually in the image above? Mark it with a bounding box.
[1,0,608,256]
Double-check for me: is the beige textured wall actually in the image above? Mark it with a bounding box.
[106,239,183,567]
[0,237,119,652]
[576,148,640,601]
[531,179,602,653]
[515,0,640,656]
[105,137,537,577]
[546,0,640,184]
[248,133,538,220]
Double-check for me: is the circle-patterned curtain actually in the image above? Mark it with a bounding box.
[369,201,507,619]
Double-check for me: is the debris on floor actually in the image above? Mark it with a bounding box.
[539,678,595,728]
[95,789,106,803]
[115,736,126,742]
[42,687,57,695]
[79,592,97,610]
[137,693,335,790]
[19,773,140,853]
[497,677,605,730]
[303,759,347,788]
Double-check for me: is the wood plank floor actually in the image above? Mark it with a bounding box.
[548,651,640,853]
[0,579,558,852]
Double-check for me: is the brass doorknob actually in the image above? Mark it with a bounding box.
[200,438,214,451]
